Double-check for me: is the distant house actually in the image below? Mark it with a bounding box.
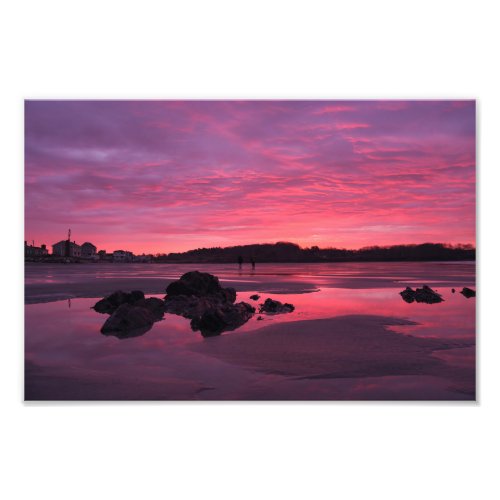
[25,241,48,257]
[81,242,97,259]
[113,250,134,262]
[97,250,113,262]
[133,253,153,263]
[52,240,82,257]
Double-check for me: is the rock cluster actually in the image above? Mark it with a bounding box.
[92,271,297,339]
[400,285,444,304]
[164,271,255,337]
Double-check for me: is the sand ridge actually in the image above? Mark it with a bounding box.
[190,315,475,385]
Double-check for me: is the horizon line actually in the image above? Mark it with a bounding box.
[24,239,476,256]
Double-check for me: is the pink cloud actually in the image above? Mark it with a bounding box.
[25,100,476,254]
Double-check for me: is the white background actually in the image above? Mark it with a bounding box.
[1,1,499,499]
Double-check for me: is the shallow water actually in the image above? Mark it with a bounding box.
[24,262,476,401]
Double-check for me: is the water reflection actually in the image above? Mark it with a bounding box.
[25,261,476,288]
[24,263,476,400]
[101,323,156,339]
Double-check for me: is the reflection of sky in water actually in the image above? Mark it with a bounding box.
[25,262,475,400]
[236,287,475,340]
[25,261,475,286]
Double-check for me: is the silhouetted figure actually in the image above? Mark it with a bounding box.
[238,255,243,269]
[251,257,256,270]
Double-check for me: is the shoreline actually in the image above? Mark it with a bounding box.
[24,261,476,305]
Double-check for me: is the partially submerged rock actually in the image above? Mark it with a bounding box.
[94,291,165,338]
[259,298,295,314]
[93,290,145,314]
[191,302,255,337]
[164,271,255,336]
[460,287,476,298]
[165,271,236,303]
[400,285,444,304]
[250,294,260,301]
[101,303,157,339]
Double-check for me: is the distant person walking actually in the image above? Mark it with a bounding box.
[251,257,256,270]
[238,255,243,269]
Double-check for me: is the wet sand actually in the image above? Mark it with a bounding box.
[25,312,475,401]
[24,262,476,400]
[191,315,475,394]
[25,261,475,304]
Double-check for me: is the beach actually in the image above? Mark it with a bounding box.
[24,261,476,400]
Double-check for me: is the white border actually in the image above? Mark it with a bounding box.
[2,1,499,499]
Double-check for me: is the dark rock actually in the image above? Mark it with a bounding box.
[416,285,444,303]
[460,287,476,298]
[451,288,456,293]
[93,290,146,314]
[101,303,156,339]
[221,287,237,303]
[135,297,165,320]
[400,285,444,304]
[400,287,416,303]
[93,290,129,314]
[164,295,214,318]
[165,294,255,337]
[93,291,165,338]
[130,290,146,302]
[250,294,260,301]
[191,302,255,337]
[165,271,235,303]
[259,298,295,314]
[257,316,264,321]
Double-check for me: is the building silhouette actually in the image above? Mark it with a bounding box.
[25,241,48,257]
[52,240,82,257]
[81,242,97,259]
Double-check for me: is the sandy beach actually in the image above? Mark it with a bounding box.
[24,261,476,400]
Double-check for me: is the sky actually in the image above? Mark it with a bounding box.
[25,100,476,254]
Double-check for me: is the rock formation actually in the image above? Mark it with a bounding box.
[93,292,164,338]
[92,290,145,314]
[164,271,255,336]
[460,287,476,298]
[259,298,295,314]
[399,285,444,304]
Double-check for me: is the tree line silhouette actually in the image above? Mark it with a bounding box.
[154,242,475,263]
